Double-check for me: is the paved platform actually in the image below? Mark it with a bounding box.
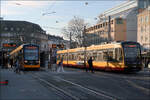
[0,69,61,100]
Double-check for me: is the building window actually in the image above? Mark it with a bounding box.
[10,27,14,31]
[103,23,105,27]
[16,28,20,31]
[116,18,123,24]
[141,17,143,23]
[141,26,143,32]
[145,37,148,42]
[111,20,113,24]
[106,22,108,26]
[4,27,8,31]
[146,16,149,23]
[141,36,143,41]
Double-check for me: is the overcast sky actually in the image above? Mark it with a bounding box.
[1,0,125,37]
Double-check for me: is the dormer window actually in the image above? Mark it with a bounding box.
[4,27,8,31]
[10,27,14,31]
[17,28,20,31]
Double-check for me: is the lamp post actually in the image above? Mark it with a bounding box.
[83,26,87,69]
[70,32,72,49]
[108,16,111,42]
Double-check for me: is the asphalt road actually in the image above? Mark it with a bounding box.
[1,67,150,100]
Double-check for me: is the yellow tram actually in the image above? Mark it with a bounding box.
[10,44,40,69]
[57,41,143,72]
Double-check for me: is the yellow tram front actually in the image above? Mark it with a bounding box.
[121,41,142,72]
[10,44,40,69]
[23,44,40,69]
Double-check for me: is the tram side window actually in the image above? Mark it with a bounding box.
[115,48,122,61]
[97,52,103,61]
[103,51,108,61]
[74,53,77,60]
[76,52,80,61]
[69,53,72,60]
[86,51,90,60]
[72,54,75,60]
[78,52,84,61]
[93,52,97,61]
[108,50,114,61]
[63,54,67,60]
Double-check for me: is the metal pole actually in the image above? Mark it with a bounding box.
[70,32,72,49]
[83,26,87,68]
[108,16,111,42]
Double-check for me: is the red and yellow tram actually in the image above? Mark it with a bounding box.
[57,41,143,72]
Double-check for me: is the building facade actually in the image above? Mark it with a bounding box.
[137,7,150,50]
[86,18,127,46]
[85,0,138,46]
[0,20,48,52]
[0,20,49,66]
[86,0,150,46]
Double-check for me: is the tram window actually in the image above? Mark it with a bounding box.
[72,54,75,60]
[69,54,72,60]
[74,53,77,60]
[108,50,113,61]
[63,54,67,60]
[93,52,97,61]
[115,48,122,61]
[103,51,108,61]
[87,52,90,60]
[97,52,103,61]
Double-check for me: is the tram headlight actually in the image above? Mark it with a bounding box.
[24,60,27,63]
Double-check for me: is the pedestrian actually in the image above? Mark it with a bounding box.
[10,59,13,68]
[88,57,94,73]
[57,57,64,73]
[15,59,20,74]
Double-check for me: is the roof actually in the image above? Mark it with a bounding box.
[99,0,137,18]
[0,20,45,33]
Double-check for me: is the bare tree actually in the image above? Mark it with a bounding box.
[62,16,89,47]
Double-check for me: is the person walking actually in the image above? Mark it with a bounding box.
[57,57,64,73]
[88,57,94,73]
[15,59,20,74]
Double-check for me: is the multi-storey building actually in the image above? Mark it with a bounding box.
[86,18,126,46]
[85,0,149,47]
[0,20,49,66]
[0,20,48,52]
[137,7,150,50]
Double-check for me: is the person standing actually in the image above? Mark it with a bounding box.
[10,59,13,68]
[88,57,94,73]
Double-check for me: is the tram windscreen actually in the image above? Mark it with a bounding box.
[24,46,39,60]
[123,44,141,62]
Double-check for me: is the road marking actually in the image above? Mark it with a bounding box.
[126,80,150,95]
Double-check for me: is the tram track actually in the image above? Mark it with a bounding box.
[31,74,80,100]
[31,72,119,100]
